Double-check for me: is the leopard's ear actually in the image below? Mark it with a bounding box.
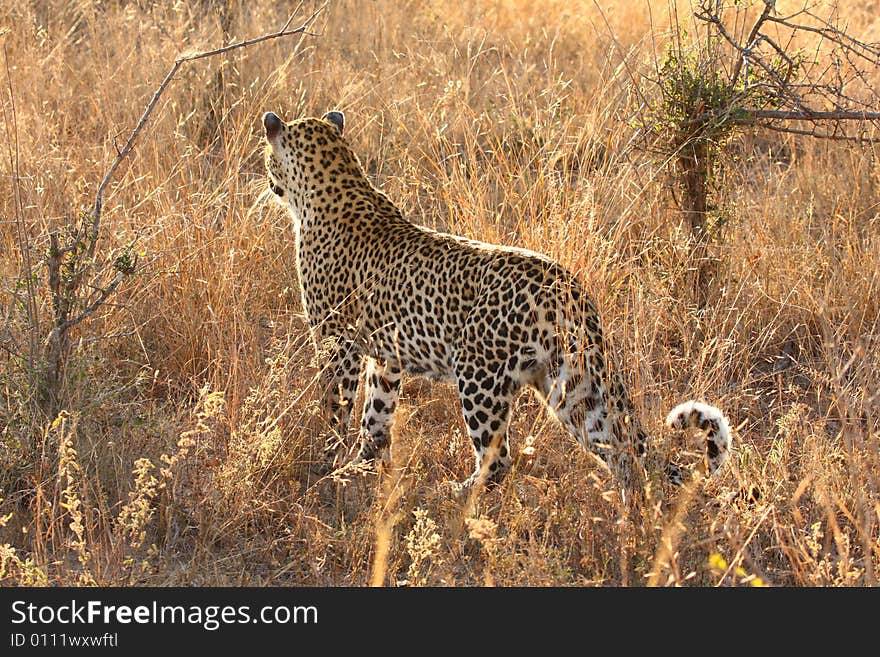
[263,112,282,141]
[323,110,344,135]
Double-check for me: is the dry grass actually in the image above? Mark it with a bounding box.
[1,0,878,587]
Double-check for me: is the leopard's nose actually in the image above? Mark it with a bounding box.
[263,112,282,141]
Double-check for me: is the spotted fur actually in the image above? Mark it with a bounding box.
[262,110,731,491]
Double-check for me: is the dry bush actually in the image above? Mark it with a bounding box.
[0,0,878,586]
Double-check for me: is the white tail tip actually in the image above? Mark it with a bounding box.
[666,400,731,476]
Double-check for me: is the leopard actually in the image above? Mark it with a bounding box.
[262,109,732,494]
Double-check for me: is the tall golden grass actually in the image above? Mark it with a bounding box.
[1,0,878,586]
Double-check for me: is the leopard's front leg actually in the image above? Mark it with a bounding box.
[351,357,402,469]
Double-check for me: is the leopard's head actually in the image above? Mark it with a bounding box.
[262,110,347,203]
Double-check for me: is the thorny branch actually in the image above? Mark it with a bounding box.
[725,0,776,86]
[613,0,880,304]
[692,0,880,137]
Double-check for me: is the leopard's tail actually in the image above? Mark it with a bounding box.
[665,400,732,482]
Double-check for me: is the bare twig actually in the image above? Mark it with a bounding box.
[726,0,776,87]
[746,108,880,122]
[87,1,328,262]
[766,11,880,61]
[57,272,127,332]
[750,121,879,142]
[682,107,880,127]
